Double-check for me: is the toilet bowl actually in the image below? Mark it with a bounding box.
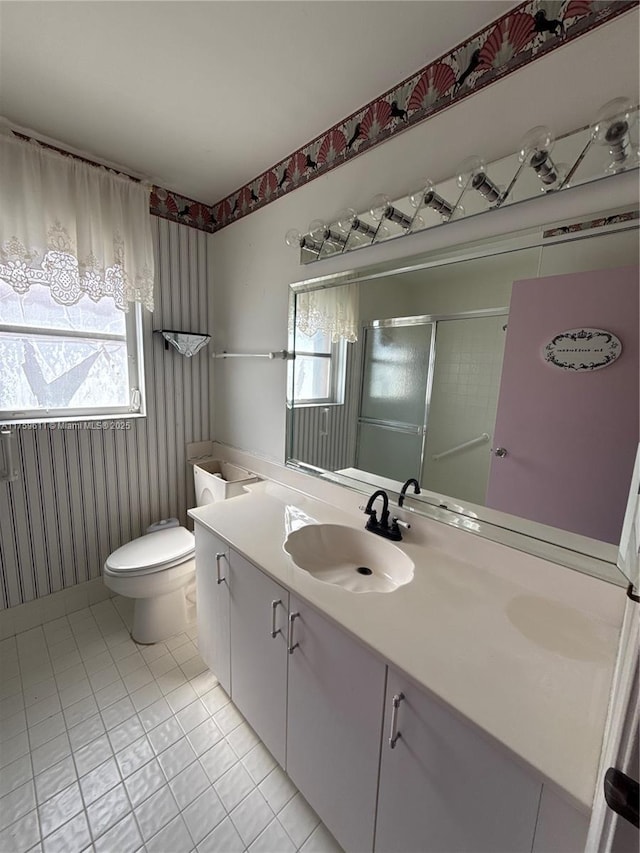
[103,459,256,644]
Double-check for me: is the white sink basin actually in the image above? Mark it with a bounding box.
[283,523,414,593]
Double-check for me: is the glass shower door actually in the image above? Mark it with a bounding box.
[356,320,434,481]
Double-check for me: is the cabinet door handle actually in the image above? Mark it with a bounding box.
[271,600,282,638]
[287,612,300,654]
[389,692,405,749]
[215,552,226,585]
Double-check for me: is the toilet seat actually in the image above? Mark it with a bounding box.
[105,527,195,576]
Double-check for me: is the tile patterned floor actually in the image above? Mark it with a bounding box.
[0,597,342,853]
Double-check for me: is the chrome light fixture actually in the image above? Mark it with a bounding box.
[591,97,638,173]
[284,228,322,255]
[408,179,458,220]
[456,156,502,205]
[308,219,348,250]
[335,207,378,238]
[518,126,565,190]
[369,193,413,229]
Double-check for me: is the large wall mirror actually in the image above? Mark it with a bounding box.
[287,210,639,584]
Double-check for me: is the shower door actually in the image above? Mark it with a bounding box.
[355,319,434,482]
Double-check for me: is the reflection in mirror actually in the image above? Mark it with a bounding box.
[288,219,639,580]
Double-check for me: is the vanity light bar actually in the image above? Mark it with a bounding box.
[285,96,639,263]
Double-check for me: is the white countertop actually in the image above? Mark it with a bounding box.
[188,479,625,811]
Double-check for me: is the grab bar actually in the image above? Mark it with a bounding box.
[432,433,490,461]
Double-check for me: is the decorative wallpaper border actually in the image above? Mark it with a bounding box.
[543,209,640,238]
[176,0,634,235]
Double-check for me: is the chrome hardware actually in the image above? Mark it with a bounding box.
[287,612,300,654]
[392,518,410,530]
[215,552,226,585]
[389,692,405,748]
[271,599,282,638]
[492,447,508,458]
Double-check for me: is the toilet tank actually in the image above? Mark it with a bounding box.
[193,459,258,505]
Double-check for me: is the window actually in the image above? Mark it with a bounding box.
[293,327,346,406]
[0,278,144,422]
[0,131,153,424]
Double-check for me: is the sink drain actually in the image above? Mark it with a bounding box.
[356,566,373,576]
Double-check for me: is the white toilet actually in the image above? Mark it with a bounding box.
[103,460,256,644]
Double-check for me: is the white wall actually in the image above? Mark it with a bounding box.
[209,12,639,462]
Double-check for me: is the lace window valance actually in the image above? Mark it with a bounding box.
[296,284,359,343]
[0,132,154,312]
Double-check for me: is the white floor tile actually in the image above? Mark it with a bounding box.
[278,792,321,849]
[186,718,223,757]
[124,757,166,808]
[242,742,277,785]
[86,782,131,838]
[38,781,84,839]
[31,733,71,775]
[0,754,32,797]
[136,697,170,733]
[182,787,226,845]
[134,784,179,841]
[35,757,77,805]
[73,733,113,777]
[230,788,274,847]
[78,756,121,806]
[0,780,36,832]
[94,811,142,853]
[0,809,40,853]
[157,736,198,781]
[7,617,342,853]
[200,739,238,784]
[115,735,154,778]
[168,761,210,811]
[249,817,296,853]
[197,816,245,853]
[148,717,183,755]
[300,823,343,853]
[214,762,255,813]
[147,813,193,853]
[259,766,297,815]
[108,715,145,753]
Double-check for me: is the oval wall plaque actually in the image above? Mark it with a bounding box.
[543,328,622,371]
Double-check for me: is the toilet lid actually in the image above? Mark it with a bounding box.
[106,527,195,574]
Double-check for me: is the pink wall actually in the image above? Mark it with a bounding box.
[486,266,639,544]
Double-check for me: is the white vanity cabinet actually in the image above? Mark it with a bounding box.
[286,595,387,853]
[375,667,542,853]
[194,525,231,694]
[228,550,289,767]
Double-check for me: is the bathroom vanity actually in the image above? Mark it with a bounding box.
[189,479,624,853]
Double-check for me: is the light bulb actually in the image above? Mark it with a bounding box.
[410,214,426,232]
[456,155,501,204]
[308,219,329,243]
[284,228,303,249]
[336,207,377,238]
[369,194,391,222]
[518,125,562,188]
[591,97,637,170]
[408,180,435,209]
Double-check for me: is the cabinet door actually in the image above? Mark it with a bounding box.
[287,595,386,853]
[375,668,541,853]
[229,550,289,767]
[194,525,231,694]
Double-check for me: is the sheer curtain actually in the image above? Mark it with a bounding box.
[0,131,154,311]
[295,283,359,343]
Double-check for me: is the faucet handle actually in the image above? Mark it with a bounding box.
[392,517,411,530]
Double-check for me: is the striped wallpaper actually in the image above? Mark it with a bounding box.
[0,218,212,609]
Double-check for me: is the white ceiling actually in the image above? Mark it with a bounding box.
[0,1,517,204]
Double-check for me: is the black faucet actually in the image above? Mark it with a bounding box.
[363,489,407,541]
[398,478,421,507]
